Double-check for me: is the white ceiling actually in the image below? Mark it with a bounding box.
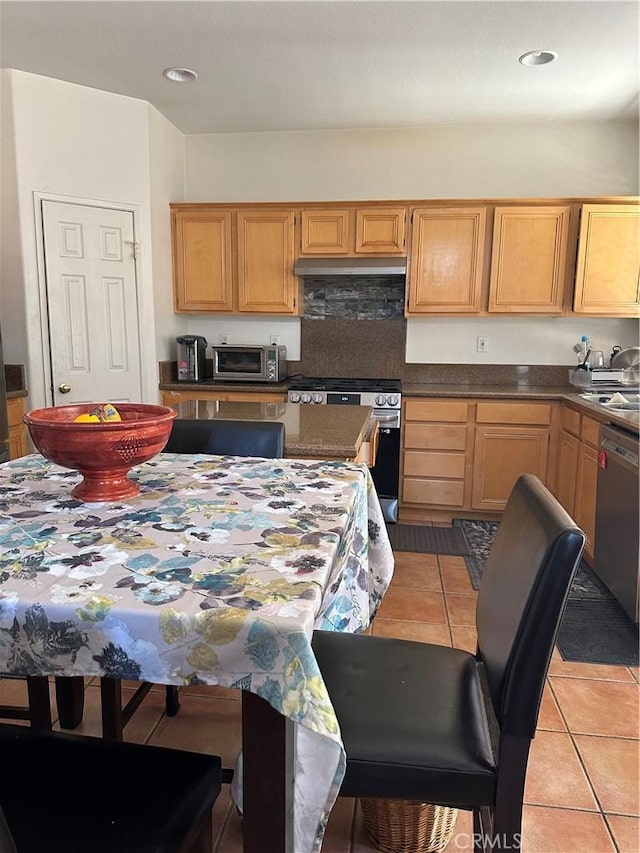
[1,0,638,134]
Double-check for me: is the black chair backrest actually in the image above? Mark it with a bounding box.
[476,474,585,738]
[165,418,285,459]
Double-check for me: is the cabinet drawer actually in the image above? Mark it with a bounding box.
[476,402,552,426]
[561,406,581,437]
[404,400,469,423]
[403,450,466,479]
[581,416,601,447]
[404,423,467,451]
[403,478,465,507]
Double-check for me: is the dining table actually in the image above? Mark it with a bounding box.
[0,450,394,853]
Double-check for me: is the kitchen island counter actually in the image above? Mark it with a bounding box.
[168,399,376,461]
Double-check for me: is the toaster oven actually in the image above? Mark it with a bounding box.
[211,344,287,382]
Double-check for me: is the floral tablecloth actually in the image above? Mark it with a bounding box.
[0,452,393,852]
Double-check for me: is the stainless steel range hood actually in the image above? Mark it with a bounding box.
[294,256,407,276]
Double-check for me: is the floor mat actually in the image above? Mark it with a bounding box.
[557,599,639,667]
[387,524,469,556]
[454,518,639,667]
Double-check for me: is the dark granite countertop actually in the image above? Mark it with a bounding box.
[167,399,374,458]
[402,383,573,400]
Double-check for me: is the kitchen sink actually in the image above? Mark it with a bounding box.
[580,392,640,411]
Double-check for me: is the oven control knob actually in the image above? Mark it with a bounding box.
[387,395,399,407]
[301,393,312,403]
[375,394,387,406]
[289,392,300,403]
[312,393,324,404]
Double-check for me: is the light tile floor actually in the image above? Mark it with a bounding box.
[1,549,638,852]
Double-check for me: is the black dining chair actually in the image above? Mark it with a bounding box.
[312,474,586,853]
[165,418,285,458]
[99,418,285,745]
[0,723,221,852]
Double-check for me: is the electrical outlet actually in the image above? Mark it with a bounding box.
[477,336,488,353]
[270,334,279,345]
[220,334,228,345]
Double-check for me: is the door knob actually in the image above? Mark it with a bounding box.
[58,383,71,394]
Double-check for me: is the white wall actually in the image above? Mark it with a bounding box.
[185,120,639,366]
[0,71,28,363]
[1,70,187,407]
[406,316,639,366]
[185,121,638,201]
[147,104,187,366]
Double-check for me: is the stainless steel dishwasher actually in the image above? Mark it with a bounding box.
[594,424,639,624]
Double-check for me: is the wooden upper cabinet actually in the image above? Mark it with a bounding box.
[488,206,571,314]
[236,210,299,314]
[355,207,406,254]
[300,209,351,254]
[407,207,487,314]
[172,209,234,312]
[300,206,406,255]
[573,204,640,316]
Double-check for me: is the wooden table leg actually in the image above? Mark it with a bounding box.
[241,691,294,853]
[54,676,85,729]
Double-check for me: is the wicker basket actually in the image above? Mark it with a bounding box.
[360,798,458,853]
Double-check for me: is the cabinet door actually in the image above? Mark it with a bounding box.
[488,206,570,314]
[7,397,28,459]
[237,210,299,314]
[574,442,598,560]
[407,207,487,314]
[300,210,351,254]
[573,204,640,316]
[471,426,549,510]
[556,429,580,515]
[355,207,406,254]
[172,210,234,312]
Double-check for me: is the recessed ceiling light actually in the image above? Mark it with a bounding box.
[162,67,198,83]
[518,50,558,67]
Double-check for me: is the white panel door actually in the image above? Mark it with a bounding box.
[42,201,142,405]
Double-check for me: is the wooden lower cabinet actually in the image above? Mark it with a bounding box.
[574,442,598,561]
[555,405,600,562]
[161,390,287,405]
[7,397,28,459]
[401,399,473,512]
[471,401,554,511]
[471,425,549,511]
[401,397,558,519]
[556,430,580,513]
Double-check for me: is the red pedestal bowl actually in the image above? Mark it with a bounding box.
[23,403,177,502]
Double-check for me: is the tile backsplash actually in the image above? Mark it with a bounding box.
[303,276,405,320]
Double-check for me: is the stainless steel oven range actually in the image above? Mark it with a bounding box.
[288,377,401,522]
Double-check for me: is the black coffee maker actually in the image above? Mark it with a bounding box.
[176,335,207,382]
